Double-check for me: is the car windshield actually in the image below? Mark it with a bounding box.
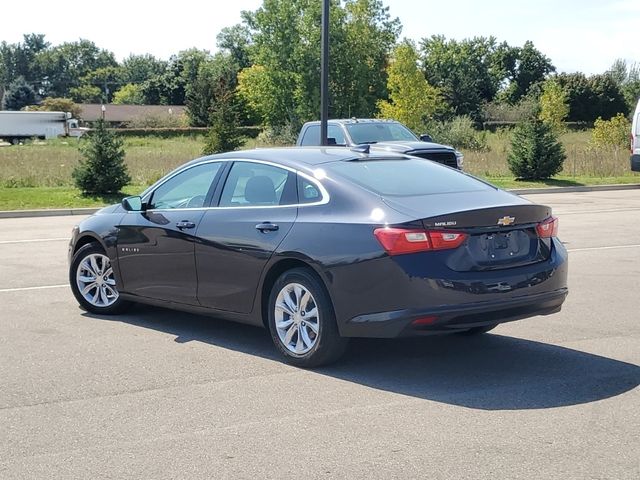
[328,158,490,196]
[345,122,418,144]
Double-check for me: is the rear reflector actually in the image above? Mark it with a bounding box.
[536,216,559,238]
[411,316,438,326]
[374,228,468,255]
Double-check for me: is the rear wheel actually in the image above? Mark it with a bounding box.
[456,324,498,336]
[267,268,348,368]
[69,243,130,315]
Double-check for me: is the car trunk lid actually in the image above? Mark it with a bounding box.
[383,191,554,271]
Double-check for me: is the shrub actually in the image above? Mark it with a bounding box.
[256,122,298,147]
[508,119,566,180]
[125,112,189,128]
[591,113,631,149]
[425,116,488,151]
[73,119,130,194]
[28,97,82,119]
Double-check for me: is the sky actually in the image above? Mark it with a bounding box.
[2,0,639,74]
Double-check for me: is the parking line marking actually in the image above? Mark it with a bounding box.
[567,244,640,252]
[0,284,68,293]
[0,237,68,245]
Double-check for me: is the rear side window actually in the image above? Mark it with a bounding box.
[300,125,346,146]
[219,162,296,207]
[328,158,491,196]
[297,176,322,204]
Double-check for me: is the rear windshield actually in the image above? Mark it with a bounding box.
[328,158,492,196]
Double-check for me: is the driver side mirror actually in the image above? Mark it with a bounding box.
[122,195,144,212]
[420,134,433,142]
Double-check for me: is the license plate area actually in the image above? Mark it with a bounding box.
[468,229,533,265]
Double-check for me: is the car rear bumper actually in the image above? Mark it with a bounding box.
[631,154,640,172]
[341,287,568,337]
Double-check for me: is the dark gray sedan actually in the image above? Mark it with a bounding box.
[68,147,568,367]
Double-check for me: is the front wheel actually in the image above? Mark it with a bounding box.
[69,243,130,315]
[267,268,348,368]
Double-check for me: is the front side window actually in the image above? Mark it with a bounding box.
[219,162,295,207]
[149,162,222,209]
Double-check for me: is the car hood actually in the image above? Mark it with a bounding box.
[369,141,455,153]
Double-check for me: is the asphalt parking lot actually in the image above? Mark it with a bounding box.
[1,190,639,479]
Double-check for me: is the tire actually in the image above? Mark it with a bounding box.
[69,242,130,315]
[456,324,498,336]
[267,268,348,368]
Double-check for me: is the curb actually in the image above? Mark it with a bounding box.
[1,183,639,219]
[0,207,100,219]
[509,183,640,195]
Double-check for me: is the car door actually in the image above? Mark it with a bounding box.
[117,161,225,305]
[195,160,298,313]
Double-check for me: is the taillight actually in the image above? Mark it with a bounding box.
[374,228,467,255]
[536,216,559,238]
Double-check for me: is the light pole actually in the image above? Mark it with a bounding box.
[101,104,106,121]
[320,0,329,146]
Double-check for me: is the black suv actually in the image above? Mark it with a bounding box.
[297,118,464,170]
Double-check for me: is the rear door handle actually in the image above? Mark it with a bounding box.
[176,220,196,230]
[255,222,279,232]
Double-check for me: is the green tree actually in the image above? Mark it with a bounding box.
[239,0,399,127]
[35,39,117,98]
[73,119,130,194]
[508,119,566,180]
[0,34,49,87]
[504,41,554,102]
[217,25,252,69]
[2,76,39,110]
[420,36,505,120]
[69,84,102,103]
[607,59,640,114]
[538,78,569,133]
[186,53,239,127]
[377,41,443,132]
[121,54,167,84]
[112,83,145,105]
[556,72,628,122]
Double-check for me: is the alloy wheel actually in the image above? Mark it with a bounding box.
[274,282,320,355]
[76,253,119,308]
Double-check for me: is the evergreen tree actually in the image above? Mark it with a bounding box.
[73,120,130,194]
[2,76,38,110]
[508,119,566,180]
[202,93,245,155]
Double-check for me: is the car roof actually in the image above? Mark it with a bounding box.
[188,146,410,169]
[303,118,399,126]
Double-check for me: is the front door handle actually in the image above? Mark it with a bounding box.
[176,220,196,230]
[255,222,279,232]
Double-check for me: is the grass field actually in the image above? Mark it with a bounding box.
[0,131,638,210]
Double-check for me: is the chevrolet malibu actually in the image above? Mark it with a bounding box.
[68,147,568,367]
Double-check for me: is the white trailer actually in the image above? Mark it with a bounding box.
[0,111,88,144]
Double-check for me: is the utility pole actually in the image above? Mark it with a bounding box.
[320,0,329,146]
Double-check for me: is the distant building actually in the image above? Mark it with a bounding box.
[78,104,187,127]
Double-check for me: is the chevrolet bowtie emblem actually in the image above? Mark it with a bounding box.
[497,216,515,226]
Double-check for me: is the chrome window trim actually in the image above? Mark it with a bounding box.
[139,158,330,212]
